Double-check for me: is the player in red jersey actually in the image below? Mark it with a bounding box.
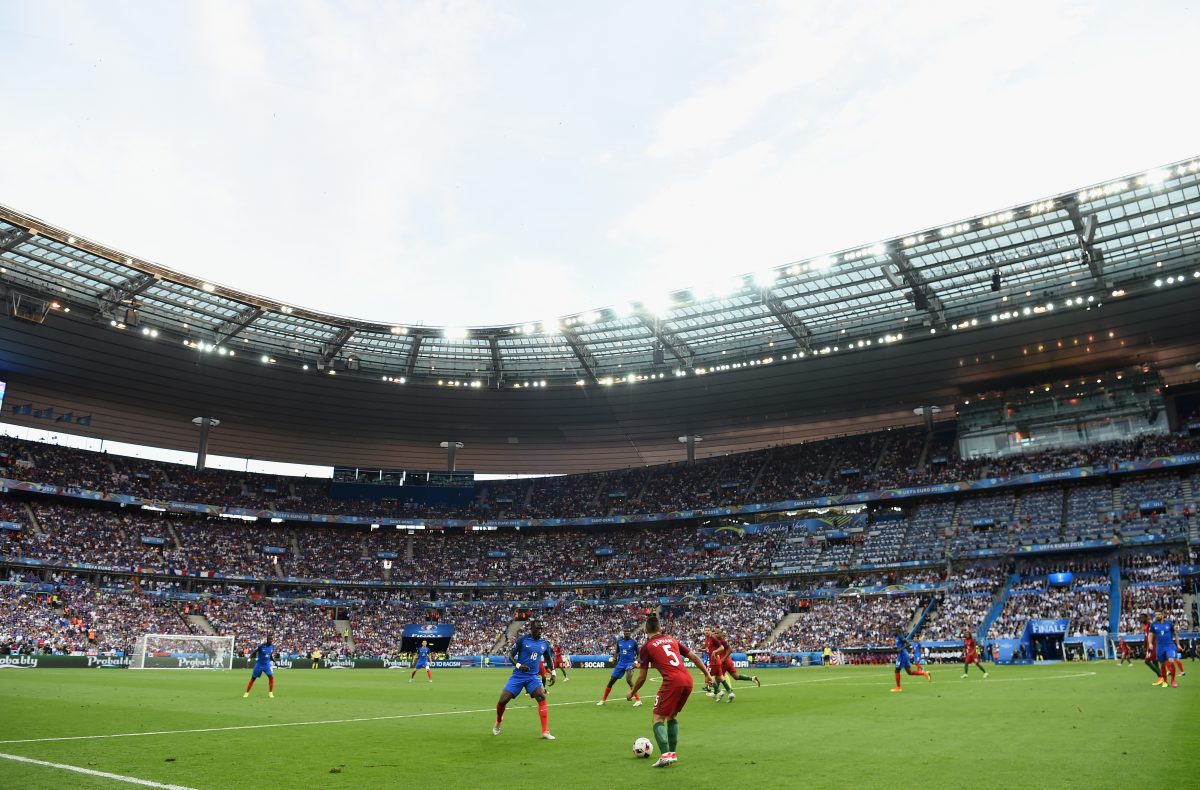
[628,613,714,768]
[1117,636,1131,665]
[712,629,761,702]
[1141,615,1163,684]
[960,632,988,678]
[702,628,729,700]
[552,642,570,682]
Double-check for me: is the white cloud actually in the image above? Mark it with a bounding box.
[0,0,1196,328]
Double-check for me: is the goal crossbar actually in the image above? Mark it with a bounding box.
[132,633,235,670]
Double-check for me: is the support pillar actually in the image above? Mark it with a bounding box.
[440,441,464,471]
[677,434,702,464]
[913,406,941,433]
[191,417,221,470]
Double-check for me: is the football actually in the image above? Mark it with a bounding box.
[633,737,654,758]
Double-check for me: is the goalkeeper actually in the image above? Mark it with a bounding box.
[243,636,276,699]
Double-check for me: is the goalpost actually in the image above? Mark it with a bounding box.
[131,634,236,670]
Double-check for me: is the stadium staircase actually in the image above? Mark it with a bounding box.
[522,481,535,509]
[1111,483,1123,514]
[189,614,217,636]
[632,473,650,509]
[21,502,44,536]
[493,619,525,654]
[916,431,933,472]
[906,597,937,639]
[588,472,607,510]
[164,522,184,551]
[763,612,801,648]
[1108,558,1122,635]
[979,573,1018,639]
[334,618,352,650]
[1181,477,1199,544]
[745,456,771,501]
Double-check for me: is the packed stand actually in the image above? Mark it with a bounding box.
[772,594,924,651]
[919,562,1008,640]
[204,597,346,657]
[989,586,1110,638]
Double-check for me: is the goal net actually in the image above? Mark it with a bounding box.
[131,634,236,670]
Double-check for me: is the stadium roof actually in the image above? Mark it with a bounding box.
[1,158,1199,472]
[3,157,1199,388]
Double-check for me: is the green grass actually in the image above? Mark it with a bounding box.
[0,663,1196,788]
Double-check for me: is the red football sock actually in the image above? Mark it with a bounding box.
[268,676,274,691]
[496,702,506,725]
[894,671,901,687]
[633,691,640,701]
[537,698,549,733]
[602,687,611,701]
[1169,664,1176,681]
[245,679,254,693]
[1175,659,1185,673]
[426,669,432,680]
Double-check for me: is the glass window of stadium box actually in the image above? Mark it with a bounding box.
[956,370,1169,461]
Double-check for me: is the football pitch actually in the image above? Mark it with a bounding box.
[0,664,1196,789]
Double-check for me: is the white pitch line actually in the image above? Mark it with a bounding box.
[0,671,1095,747]
[0,699,598,746]
[0,751,200,790]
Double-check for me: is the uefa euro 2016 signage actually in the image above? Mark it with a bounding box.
[1029,619,1070,634]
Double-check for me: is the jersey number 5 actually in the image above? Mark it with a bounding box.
[661,644,681,666]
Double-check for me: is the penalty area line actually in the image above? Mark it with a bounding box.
[0,751,199,790]
[0,699,598,746]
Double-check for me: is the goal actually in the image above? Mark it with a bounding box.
[131,634,236,670]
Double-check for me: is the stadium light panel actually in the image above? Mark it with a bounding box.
[752,269,778,288]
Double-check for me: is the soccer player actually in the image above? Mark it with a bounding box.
[703,627,729,700]
[410,640,432,683]
[713,629,760,702]
[1117,636,1131,666]
[493,620,556,739]
[961,632,988,679]
[552,640,570,681]
[911,641,926,672]
[627,613,714,767]
[1150,611,1182,688]
[891,631,931,691]
[243,635,276,699]
[598,628,642,706]
[1141,614,1162,682]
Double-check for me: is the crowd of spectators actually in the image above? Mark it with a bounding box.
[660,593,787,652]
[772,594,924,651]
[990,587,1110,638]
[1,427,1196,524]
[1120,551,1185,583]
[1118,584,1188,632]
[204,597,346,657]
[919,563,1007,640]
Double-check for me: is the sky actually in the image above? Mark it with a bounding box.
[1,0,1197,328]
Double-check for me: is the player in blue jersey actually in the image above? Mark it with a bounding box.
[598,627,642,706]
[243,635,276,698]
[890,631,931,692]
[911,641,926,672]
[494,620,556,739]
[410,640,433,683]
[1151,611,1182,688]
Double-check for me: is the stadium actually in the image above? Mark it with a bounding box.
[2,6,1200,789]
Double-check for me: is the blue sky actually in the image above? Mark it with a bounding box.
[1,0,1197,327]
